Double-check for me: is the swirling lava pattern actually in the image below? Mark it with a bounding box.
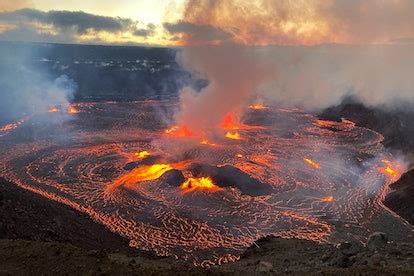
[0,101,412,266]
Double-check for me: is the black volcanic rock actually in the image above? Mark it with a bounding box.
[160,169,185,187]
[384,169,414,224]
[123,155,163,171]
[319,98,414,153]
[0,177,138,255]
[189,163,272,196]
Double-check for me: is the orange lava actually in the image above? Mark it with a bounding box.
[221,113,239,129]
[0,117,27,133]
[181,177,220,192]
[225,132,241,140]
[108,161,190,192]
[165,125,195,137]
[134,150,150,159]
[48,107,59,113]
[200,139,218,146]
[68,106,79,114]
[304,158,320,169]
[321,196,334,202]
[380,159,398,178]
[249,103,267,110]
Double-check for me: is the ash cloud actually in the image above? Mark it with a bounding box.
[0,42,76,124]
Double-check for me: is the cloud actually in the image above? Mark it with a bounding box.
[0,0,29,12]
[163,20,232,45]
[133,23,156,37]
[0,8,157,44]
[0,8,133,34]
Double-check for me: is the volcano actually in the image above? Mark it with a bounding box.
[0,100,410,266]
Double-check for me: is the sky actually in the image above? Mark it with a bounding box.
[0,0,413,46]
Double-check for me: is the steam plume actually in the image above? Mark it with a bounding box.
[0,42,76,124]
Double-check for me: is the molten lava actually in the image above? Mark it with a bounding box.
[165,125,195,137]
[181,177,220,192]
[380,159,398,178]
[134,150,150,159]
[249,103,267,110]
[68,106,79,114]
[48,107,59,113]
[221,113,239,129]
[321,196,334,202]
[108,161,190,192]
[304,158,320,169]
[225,132,241,140]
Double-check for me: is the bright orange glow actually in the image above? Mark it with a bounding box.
[221,113,239,129]
[236,154,243,158]
[181,177,219,192]
[165,125,179,134]
[200,139,218,146]
[0,117,27,133]
[0,123,19,132]
[321,196,334,202]
[225,132,241,140]
[165,125,195,137]
[48,107,59,113]
[380,159,398,178]
[134,150,150,159]
[68,106,79,114]
[107,161,190,192]
[304,158,320,169]
[249,103,267,110]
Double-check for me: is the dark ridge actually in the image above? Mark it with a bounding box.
[319,97,414,153]
[160,169,185,187]
[0,177,144,256]
[320,97,414,226]
[384,169,414,224]
[189,163,272,196]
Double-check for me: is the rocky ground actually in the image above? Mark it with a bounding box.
[2,177,414,275]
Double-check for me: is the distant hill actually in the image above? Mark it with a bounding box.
[0,41,205,103]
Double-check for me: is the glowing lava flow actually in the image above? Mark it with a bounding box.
[0,117,28,136]
[304,158,320,169]
[249,103,267,110]
[181,177,220,192]
[48,107,59,113]
[107,164,173,192]
[221,113,239,129]
[321,196,334,202]
[165,125,195,137]
[2,101,413,266]
[225,132,241,140]
[380,159,398,178]
[68,106,79,114]
[134,150,150,159]
[107,161,190,192]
